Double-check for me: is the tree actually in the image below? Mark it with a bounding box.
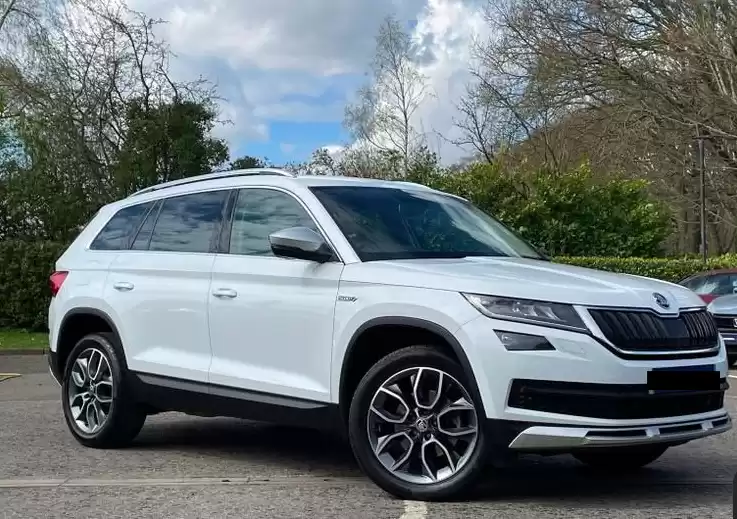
[0,0,229,241]
[229,155,266,170]
[114,100,228,195]
[344,15,429,175]
[470,0,737,254]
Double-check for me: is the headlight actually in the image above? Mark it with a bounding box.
[462,293,587,332]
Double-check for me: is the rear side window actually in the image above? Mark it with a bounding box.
[90,202,154,250]
[148,190,228,253]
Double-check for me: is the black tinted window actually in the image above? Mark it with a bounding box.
[131,201,160,250]
[90,202,154,250]
[696,274,737,296]
[148,191,228,253]
[229,189,317,256]
[310,186,542,262]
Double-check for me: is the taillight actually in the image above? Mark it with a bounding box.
[49,271,68,297]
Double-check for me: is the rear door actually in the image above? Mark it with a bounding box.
[105,189,229,382]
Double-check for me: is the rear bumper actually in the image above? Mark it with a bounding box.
[507,412,731,451]
[47,350,61,386]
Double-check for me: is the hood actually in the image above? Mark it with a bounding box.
[342,257,704,313]
[707,294,737,315]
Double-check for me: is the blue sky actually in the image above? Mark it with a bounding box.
[128,0,491,166]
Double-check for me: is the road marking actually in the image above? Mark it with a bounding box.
[0,476,369,489]
[728,375,737,379]
[0,373,21,382]
[400,501,427,519]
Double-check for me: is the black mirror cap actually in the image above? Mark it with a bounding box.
[270,242,335,263]
[268,226,337,263]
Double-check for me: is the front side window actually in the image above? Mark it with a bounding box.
[229,188,318,256]
[309,185,542,262]
[148,190,228,253]
[90,201,154,250]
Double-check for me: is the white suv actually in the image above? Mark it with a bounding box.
[47,168,731,500]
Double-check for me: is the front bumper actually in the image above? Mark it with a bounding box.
[458,314,730,426]
[507,412,732,451]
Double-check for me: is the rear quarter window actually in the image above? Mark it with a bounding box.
[89,201,155,250]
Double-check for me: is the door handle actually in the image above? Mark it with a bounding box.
[212,288,237,299]
[113,282,134,291]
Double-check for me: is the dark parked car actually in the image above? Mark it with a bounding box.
[707,294,737,367]
[679,269,737,303]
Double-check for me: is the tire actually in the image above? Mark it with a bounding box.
[61,332,146,448]
[348,346,488,501]
[572,444,668,471]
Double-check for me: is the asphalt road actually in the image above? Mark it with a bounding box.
[1,355,736,518]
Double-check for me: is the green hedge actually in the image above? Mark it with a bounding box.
[2,240,737,331]
[554,255,737,283]
[0,241,67,330]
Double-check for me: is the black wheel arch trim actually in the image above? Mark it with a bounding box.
[339,316,486,416]
[55,307,126,375]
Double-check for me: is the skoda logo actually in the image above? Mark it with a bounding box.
[653,292,669,309]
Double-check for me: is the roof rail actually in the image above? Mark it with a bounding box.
[129,168,295,197]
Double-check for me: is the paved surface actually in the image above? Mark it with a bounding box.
[0,355,735,518]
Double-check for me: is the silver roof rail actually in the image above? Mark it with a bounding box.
[129,168,295,197]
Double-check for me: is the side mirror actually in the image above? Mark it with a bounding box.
[268,226,335,263]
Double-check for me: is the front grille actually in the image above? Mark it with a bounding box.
[588,308,718,356]
[508,379,726,420]
[713,315,737,331]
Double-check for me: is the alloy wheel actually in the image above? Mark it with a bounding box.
[366,366,479,484]
[67,347,114,435]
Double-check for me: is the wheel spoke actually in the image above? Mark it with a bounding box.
[72,359,87,387]
[437,398,478,437]
[86,399,99,431]
[413,368,443,410]
[95,380,113,404]
[92,400,107,427]
[374,431,415,471]
[421,435,456,482]
[370,387,411,424]
[88,350,103,382]
[71,394,90,420]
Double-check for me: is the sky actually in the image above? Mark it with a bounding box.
[126,0,492,166]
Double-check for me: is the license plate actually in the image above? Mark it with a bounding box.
[647,364,719,393]
[652,364,714,372]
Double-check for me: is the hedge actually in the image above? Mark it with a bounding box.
[2,240,737,331]
[554,255,737,283]
[0,241,67,330]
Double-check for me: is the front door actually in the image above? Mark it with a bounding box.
[208,187,343,402]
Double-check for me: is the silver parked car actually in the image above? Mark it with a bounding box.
[707,294,737,367]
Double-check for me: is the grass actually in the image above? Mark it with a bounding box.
[0,329,48,351]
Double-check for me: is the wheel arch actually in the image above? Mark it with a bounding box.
[54,307,126,378]
[338,316,485,423]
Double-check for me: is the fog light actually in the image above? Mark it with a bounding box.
[495,330,555,351]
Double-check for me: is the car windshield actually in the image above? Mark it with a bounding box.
[309,185,544,262]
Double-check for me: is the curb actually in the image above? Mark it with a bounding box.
[0,349,47,356]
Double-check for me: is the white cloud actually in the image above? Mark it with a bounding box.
[124,0,490,163]
[279,142,296,155]
[410,0,493,163]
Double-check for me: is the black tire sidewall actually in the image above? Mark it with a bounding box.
[61,332,139,446]
[348,346,488,501]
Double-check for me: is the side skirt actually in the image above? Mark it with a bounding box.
[128,372,342,432]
